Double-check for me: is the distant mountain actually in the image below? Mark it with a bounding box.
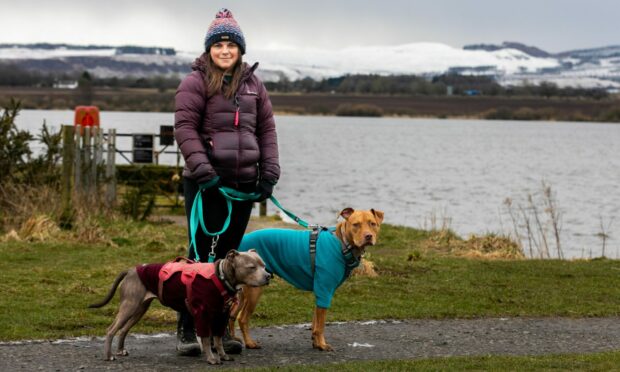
[0,44,192,78]
[0,43,176,56]
[556,45,620,59]
[0,42,619,90]
[463,41,553,58]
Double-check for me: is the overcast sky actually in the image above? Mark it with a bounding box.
[1,0,618,54]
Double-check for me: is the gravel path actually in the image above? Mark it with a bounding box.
[3,317,620,371]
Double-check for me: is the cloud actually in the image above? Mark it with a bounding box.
[1,0,618,53]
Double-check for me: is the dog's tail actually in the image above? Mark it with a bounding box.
[88,271,128,308]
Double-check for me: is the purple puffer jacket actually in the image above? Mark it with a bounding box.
[174,55,280,185]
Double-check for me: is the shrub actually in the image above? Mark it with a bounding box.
[335,103,384,117]
[0,99,33,184]
[598,107,620,122]
[119,184,157,221]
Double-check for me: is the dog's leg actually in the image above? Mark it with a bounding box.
[115,295,155,356]
[311,307,318,335]
[212,336,233,362]
[103,270,149,361]
[228,287,244,343]
[200,335,220,364]
[312,307,333,351]
[237,286,263,349]
[104,298,143,360]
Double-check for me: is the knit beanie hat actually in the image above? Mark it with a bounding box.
[204,8,246,55]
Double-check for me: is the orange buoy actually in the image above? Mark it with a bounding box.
[74,106,100,127]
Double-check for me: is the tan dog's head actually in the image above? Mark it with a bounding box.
[226,250,271,288]
[337,208,384,248]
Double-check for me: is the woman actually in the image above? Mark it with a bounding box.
[174,8,280,355]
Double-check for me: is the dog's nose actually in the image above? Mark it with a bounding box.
[265,272,272,280]
[364,233,374,242]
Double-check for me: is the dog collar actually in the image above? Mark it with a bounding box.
[215,260,239,299]
[333,227,360,278]
[338,226,351,251]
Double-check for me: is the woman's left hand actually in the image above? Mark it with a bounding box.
[255,180,274,202]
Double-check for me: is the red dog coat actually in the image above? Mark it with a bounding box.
[136,258,235,337]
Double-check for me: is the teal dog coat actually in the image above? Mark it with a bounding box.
[238,228,359,309]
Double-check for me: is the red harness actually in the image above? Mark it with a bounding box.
[157,257,234,309]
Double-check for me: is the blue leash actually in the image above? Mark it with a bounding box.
[189,186,311,262]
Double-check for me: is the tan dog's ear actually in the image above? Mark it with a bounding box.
[340,207,355,220]
[226,250,240,260]
[371,209,384,224]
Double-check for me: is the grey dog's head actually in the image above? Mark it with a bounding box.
[226,250,271,287]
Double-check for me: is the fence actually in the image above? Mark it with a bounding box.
[60,125,268,216]
[61,125,116,214]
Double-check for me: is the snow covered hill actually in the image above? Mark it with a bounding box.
[0,42,618,89]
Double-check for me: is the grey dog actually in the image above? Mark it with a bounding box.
[89,250,271,364]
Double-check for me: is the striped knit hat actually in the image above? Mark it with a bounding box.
[204,8,246,55]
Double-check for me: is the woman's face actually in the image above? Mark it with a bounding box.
[210,41,239,71]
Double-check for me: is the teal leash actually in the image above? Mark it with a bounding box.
[267,194,311,228]
[189,186,311,262]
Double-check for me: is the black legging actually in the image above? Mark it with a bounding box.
[183,177,255,261]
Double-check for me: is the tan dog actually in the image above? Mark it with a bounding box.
[233,208,384,351]
[89,250,270,364]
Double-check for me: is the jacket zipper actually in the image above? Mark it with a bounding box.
[234,93,241,181]
[234,94,240,127]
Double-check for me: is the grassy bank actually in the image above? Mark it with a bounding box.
[1,86,619,122]
[1,218,620,341]
[240,351,620,371]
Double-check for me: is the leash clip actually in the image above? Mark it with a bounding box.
[208,235,219,263]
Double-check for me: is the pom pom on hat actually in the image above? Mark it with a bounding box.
[204,8,246,55]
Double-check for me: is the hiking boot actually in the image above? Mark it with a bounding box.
[176,311,201,356]
[222,327,243,354]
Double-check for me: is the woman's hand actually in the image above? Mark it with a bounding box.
[255,180,275,202]
[199,176,221,193]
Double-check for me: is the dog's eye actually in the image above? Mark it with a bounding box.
[370,222,377,227]
[353,223,361,228]
[246,265,256,270]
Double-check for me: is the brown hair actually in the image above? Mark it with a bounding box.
[204,53,244,100]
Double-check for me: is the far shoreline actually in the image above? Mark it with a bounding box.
[1,87,619,123]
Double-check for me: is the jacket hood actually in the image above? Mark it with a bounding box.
[191,53,258,82]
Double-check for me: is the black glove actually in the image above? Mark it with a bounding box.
[199,176,221,194]
[255,179,275,202]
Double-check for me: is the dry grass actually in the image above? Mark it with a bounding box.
[17,214,60,241]
[420,229,525,259]
[352,257,379,277]
[0,183,63,233]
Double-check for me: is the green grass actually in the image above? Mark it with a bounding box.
[1,220,620,341]
[229,351,620,371]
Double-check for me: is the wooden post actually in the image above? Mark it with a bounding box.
[60,125,75,228]
[105,128,117,208]
[74,125,82,197]
[84,126,92,195]
[92,126,100,192]
[259,200,267,217]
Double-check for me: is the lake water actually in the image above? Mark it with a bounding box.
[14,110,620,259]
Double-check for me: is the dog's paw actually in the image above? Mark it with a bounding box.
[116,349,129,356]
[206,356,221,365]
[313,342,334,352]
[244,340,261,349]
